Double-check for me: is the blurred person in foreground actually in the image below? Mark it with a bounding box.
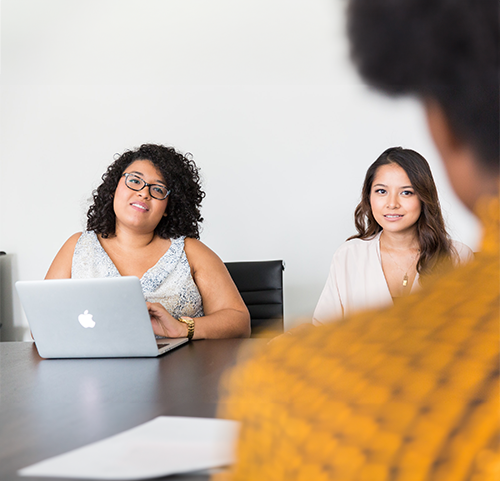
[216,0,499,480]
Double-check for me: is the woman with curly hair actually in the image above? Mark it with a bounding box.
[313,147,473,325]
[46,144,250,339]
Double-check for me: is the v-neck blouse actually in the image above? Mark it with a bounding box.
[71,231,203,319]
[313,232,474,325]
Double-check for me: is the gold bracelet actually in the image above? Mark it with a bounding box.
[178,316,195,340]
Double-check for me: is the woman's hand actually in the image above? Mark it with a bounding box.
[146,302,188,338]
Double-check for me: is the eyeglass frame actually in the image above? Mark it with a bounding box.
[122,173,171,200]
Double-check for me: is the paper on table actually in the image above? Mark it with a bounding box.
[19,416,240,480]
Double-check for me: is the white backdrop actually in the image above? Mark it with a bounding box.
[0,0,480,340]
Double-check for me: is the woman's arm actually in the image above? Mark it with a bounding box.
[451,240,475,265]
[45,233,82,279]
[312,252,345,326]
[186,238,250,338]
[148,238,251,339]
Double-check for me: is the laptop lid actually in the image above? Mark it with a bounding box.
[15,276,188,358]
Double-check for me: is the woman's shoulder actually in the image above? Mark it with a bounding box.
[335,233,381,256]
[62,232,89,259]
[183,238,223,263]
[73,231,103,250]
[45,232,83,279]
[65,232,85,249]
[183,236,202,251]
[450,239,475,264]
[183,238,219,259]
[183,238,226,276]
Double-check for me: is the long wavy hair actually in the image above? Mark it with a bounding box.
[349,147,456,278]
[87,144,205,239]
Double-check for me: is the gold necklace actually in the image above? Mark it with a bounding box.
[384,247,420,287]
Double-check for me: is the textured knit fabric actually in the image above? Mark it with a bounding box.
[313,234,474,325]
[217,196,500,481]
[72,231,203,319]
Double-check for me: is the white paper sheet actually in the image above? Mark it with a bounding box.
[19,416,240,480]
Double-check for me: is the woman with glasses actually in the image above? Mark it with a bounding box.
[313,147,474,325]
[46,143,251,339]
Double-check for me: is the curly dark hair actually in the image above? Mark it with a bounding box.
[347,0,499,171]
[348,147,456,279]
[87,144,205,239]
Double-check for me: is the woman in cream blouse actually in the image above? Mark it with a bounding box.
[313,147,473,325]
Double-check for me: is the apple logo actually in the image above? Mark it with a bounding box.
[78,310,96,328]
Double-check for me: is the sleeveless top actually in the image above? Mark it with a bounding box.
[71,231,204,319]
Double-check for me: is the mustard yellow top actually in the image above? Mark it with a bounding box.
[217,196,500,481]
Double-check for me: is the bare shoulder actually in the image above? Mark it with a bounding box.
[451,239,475,264]
[54,232,83,258]
[45,232,83,279]
[183,238,225,273]
[184,238,220,260]
[66,232,84,248]
[59,232,84,257]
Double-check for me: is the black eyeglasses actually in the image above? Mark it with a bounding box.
[122,173,170,200]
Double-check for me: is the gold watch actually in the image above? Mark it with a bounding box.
[178,316,195,340]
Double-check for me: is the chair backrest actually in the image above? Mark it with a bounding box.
[225,260,285,338]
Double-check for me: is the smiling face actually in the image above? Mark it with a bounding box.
[113,160,169,235]
[369,163,422,236]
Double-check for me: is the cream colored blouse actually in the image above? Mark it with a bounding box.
[313,232,474,325]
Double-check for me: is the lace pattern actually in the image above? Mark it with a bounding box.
[72,231,203,319]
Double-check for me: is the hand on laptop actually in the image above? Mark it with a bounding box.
[146,302,189,338]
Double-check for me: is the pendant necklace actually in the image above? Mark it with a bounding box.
[384,246,420,287]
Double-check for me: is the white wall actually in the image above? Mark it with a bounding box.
[0,0,480,340]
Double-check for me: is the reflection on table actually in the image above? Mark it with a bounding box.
[0,339,263,481]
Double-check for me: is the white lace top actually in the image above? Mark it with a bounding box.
[72,231,204,319]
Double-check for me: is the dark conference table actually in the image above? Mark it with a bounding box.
[0,339,263,481]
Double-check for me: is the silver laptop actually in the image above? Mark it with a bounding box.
[15,276,188,358]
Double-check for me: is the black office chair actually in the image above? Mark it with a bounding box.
[225,260,285,338]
